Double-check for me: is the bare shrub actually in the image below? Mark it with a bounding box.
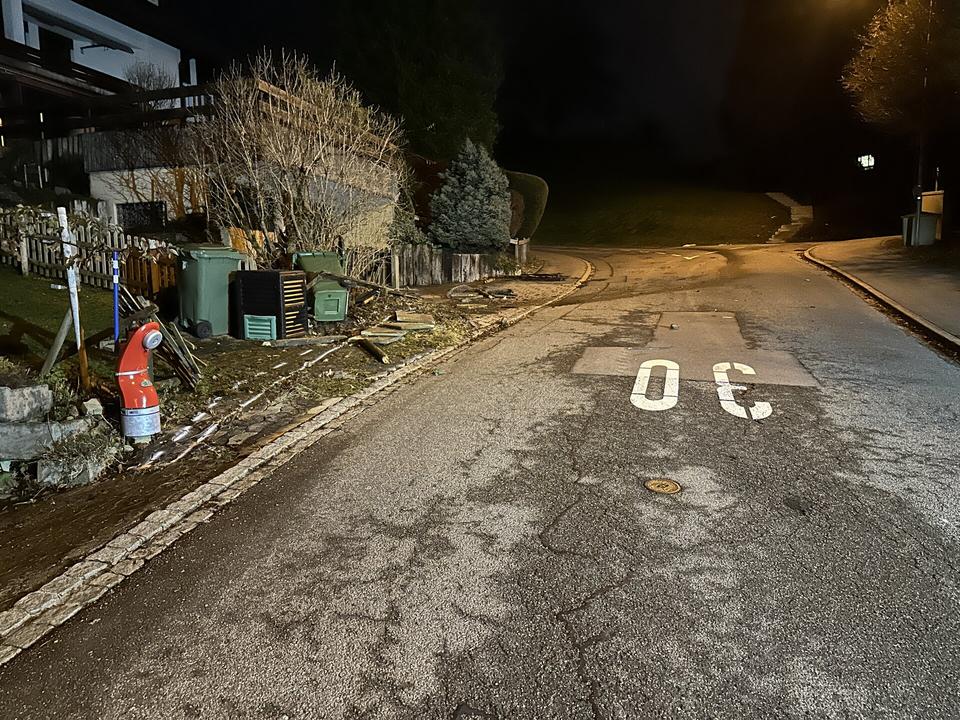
[192,51,405,276]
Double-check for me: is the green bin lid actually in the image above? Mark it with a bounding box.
[180,244,246,260]
[295,252,343,274]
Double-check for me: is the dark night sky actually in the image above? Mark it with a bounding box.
[167,0,884,178]
[172,1,741,152]
[496,1,745,160]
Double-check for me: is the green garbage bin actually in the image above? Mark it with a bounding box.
[176,245,246,338]
[294,252,349,322]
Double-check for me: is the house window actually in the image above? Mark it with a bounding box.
[38,27,72,73]
[117,201,167,231]
[857,154,876,171]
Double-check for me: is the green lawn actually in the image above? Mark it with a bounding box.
[535,181,788,247]
[0,265,114,368]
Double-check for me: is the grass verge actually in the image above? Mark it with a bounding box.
[536,181,788,247]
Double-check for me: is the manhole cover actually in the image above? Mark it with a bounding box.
[644,479,682,495]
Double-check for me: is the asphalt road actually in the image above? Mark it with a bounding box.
[2,243,959,719]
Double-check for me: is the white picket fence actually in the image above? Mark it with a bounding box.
[0,212,178,296]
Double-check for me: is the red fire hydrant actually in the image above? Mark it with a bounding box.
[117,321,163,443]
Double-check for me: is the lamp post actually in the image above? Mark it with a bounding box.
[912,0,936,245]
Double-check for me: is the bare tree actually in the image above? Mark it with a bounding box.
[124,60,176,101]
[192,51,405,275]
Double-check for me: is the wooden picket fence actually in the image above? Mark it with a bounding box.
[0,212,179,298]
[396,244,516,287]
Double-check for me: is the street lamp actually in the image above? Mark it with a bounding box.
[911,0,936,245]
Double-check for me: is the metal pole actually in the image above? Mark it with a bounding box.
[40,309,72,377]
[113,250,120,344]
[913,0,936,245]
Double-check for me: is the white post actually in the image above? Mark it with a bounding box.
[18,232,28,276]
[56,207,82,351]
[391,247,401,290]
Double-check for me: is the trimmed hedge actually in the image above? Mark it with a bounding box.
[505,171,549,239]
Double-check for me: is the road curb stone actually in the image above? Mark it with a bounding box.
[0,256,594,667]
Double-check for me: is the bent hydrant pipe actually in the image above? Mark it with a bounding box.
[117,322,163,442]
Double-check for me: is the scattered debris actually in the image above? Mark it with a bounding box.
[81,398,104,417]
[171,426,193,442]
[264,335,348,348]
[0,470,17,501]
[118,287,202,390]
[517,273,566,282]
[481,288,516,299]
[353,337,390,364]
[448,285,517,301]
[383,322,432,332]
[448,285,483,299]
[395,311,436,325]
[361,326,407,341]
[644,478,682,495]
[670,323,680,330]
[363,334,404,347]
[306,269,417,298]
[356,290,380,306]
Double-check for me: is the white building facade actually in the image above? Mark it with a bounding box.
[0,0,196,97]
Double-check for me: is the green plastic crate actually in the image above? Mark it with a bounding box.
[294,253,349,322]
[311,282,349,322]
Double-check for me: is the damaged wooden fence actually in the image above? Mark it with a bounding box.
[396,244,514,287]
[0,213,178,298]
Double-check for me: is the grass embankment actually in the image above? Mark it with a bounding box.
[536,181,788,248]
[0,266,114,369]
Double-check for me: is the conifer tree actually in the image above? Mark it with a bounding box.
[429,140,511,253]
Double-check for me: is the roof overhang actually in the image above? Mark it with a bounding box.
[24,6,135,54]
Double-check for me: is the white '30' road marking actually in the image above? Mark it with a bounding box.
[631,359,680,412]
[712,362,773,420]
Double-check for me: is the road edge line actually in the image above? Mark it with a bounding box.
[803,246,960,351]
[0,254,594,667]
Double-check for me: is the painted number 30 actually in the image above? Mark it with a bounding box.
[631,360,772,420]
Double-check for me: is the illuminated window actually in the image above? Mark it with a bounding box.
[858,154,876,171]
